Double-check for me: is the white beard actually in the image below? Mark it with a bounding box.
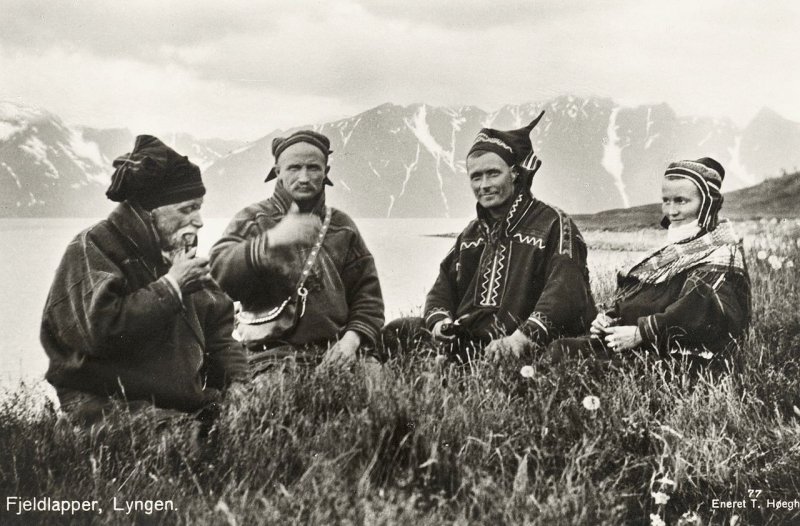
[667,219,701,244]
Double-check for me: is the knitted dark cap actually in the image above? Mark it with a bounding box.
[106,135,205,210]
[467,110,545,167]
[662,156,726,230]
[265,130,333,185]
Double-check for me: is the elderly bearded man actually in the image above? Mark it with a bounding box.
[386,112,595,362]
[41,135,248,427]
[210,130,384,376]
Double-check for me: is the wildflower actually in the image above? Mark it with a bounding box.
[768,254,784,270]
[756,250,768,260]
[650,513,666,526]
[652,491,670,505]
[520,365,534,378]
[787,260,795,269]
[699,351,713,360]
[656,476,676,487]
[582,395,600,411]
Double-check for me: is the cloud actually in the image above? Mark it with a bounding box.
[350,0,571,29]
[0,0,798,138]
[0,0,284,61]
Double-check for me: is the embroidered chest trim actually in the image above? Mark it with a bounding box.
[479,243,508,307]
[460,238,485,250]
[512,232,546,248]
[552,205,573,257]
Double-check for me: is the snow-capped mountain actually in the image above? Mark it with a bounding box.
[2,97,800,218]
[202,97,800,219]
[0,102,243,216]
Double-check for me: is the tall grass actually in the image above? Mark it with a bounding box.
[2,222,799,525]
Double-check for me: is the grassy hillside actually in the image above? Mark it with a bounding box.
[574,171,800,231]
[1,223,799,524]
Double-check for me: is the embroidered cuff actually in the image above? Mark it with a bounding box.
[247,232,270,273]
[519,312,553,344]
[345,320,378,346]
[424,308,452,330]
[637,315,659,345]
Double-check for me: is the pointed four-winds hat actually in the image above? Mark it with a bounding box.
[468,110,545,167]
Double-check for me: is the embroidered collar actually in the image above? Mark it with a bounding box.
[476,188,535,239]
[621,219,745,286]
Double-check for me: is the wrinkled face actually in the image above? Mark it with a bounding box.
[467,151,517,213]
[151,197,204,254]
[661,177,702,227]
[276,142,328,204]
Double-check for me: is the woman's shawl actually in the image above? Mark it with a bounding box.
[615,219,747,301]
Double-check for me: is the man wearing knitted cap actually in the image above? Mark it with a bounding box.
[210,130,384,376]
[41,135,248,427]
[417,112,595,362]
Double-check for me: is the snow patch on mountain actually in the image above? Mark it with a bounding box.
[399,144,421,200]
[0,122,22,141]
[336,117,361,147]
[2,162,21,188]
[405,104,456,171]
[368,161,382,179]
[20,137,59,179]
[643,107,661,149]
[727,135,759,187]
[601,107,630,208]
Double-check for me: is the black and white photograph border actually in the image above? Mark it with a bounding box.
[1,1,799,524]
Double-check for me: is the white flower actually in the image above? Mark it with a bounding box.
[768,255,784,270]
[650,513,666,526]
[582,395,600,411]
[787,260,795,269]
[699,351,714,360]
[652,491,670,505]
[757,250,768,260]
[656,476,676,487]
[520,365,535,378]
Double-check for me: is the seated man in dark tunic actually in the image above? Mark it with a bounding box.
[384,112,596,362]
[41,135,248,427]
[547,157,751,369]
[209,131,384,377]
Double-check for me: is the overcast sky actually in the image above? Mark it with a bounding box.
[1,0,797,140]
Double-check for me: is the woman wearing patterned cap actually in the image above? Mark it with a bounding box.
[547,157,751,369]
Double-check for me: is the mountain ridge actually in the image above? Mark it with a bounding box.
[2,98,800,219]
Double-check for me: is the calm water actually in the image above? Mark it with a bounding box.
[0,217,637,392]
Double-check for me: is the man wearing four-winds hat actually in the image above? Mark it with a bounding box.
[421,112,596,361]
[209,130,384,376]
